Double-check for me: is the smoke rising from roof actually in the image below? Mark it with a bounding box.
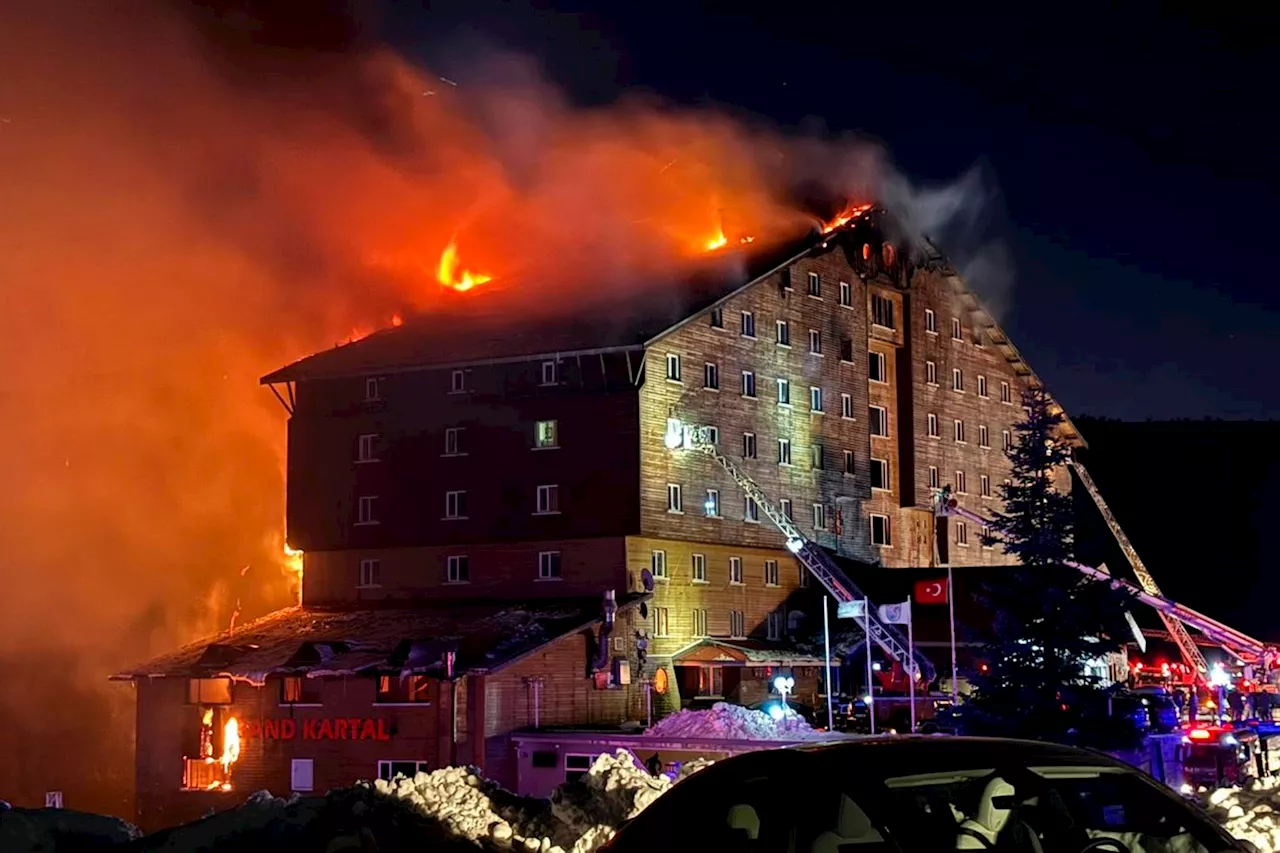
[0,0,1007,812]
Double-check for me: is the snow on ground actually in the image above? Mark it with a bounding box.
[1198,776,1280,852]
[644,700,821,740]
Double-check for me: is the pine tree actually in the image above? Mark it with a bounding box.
[965,387,1138,747]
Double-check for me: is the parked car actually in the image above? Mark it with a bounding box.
[603,736,1250,853]
[1137,690,1182,733]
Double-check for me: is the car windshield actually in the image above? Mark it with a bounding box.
[615,752,1238,853]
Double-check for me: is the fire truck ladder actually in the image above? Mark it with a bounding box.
[665,419,936,682]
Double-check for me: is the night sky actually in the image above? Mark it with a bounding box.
[380,2,1277,421]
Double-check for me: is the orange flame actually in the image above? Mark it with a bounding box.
[219,717,240,776]
[704,228,728,251]
[822,203,874,233]
[283,542,303,600]
[437,239,492,292]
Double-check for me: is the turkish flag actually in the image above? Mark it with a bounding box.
[914,579,948,604]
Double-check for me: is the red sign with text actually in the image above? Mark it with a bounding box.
[242,718,392,742]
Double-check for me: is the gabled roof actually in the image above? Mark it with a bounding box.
[111,596,646,684]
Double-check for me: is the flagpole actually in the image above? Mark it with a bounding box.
[823,596,834,731]
[864,596,875,735]
[948,566,958,706]
[908,606,917,732]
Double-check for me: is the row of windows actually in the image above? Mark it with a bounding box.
[356,420,559,463]
[647,550,804,588]
[922,308,981,344]
[663,481,893,545]
[356,550,562,588]
[926,468,1010,500]
[924,362,1013,403]
[951,520,995,549]
[650,605,786,640]
[362,358,569,404]
[354,483,566,526]
[925,415,1014,449]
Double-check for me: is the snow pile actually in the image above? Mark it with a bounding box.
[1198,776,1280,852]
[0,807,140,850]
[646,701,819,740]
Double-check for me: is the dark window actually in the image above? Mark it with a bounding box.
[807,272,821,297]
[378,760,429,781]
[840,338,854,362]
[871,294,895,329]
[709,307,724,328]
[870,459,889,490]
[868,352,886,382]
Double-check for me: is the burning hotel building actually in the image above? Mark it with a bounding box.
[113,207,1078,828]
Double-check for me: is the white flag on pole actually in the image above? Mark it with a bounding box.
[837,600,866,619]
[878,601,912,624]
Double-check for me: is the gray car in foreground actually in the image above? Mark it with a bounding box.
[604,736,1249,853]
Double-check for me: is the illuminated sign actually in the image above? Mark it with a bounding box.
[241,718,392,741]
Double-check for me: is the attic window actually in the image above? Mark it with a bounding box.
[377,674,431,704]
[187,678,232,705]
[280,676,322,705]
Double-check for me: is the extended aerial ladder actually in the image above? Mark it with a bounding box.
[932,461,1276,686]
[664,418,936,683]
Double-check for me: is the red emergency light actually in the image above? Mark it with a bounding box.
[1188,729,1212,741]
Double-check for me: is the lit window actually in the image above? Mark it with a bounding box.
[666,483,683,513]
[883,244,896,266]
[538,551,562,580]
[651,550,668,579]
[377,674,430,704]
[281,676,321,705]
[729,557,743,585]
[665,353,681,382]
[359,558,381,587]
[535,419,559,449]
[444,427,465,455]
[869,405,888,437]
[536,484,560,514]
[450,370,466,393]
[446,555,469,584]
[704,489,720,518]
[357,495,379,526]
[540,360,558,386]
[868,351,887,383]
[924,309,937,334]
[870,459,889,490]
[691,554,707,583]
[810,386,824,412]
[704,362,719,390]
[357,433,380,463]
[777,378,791,405]
[870,514,892,546]
[444,490,466,519]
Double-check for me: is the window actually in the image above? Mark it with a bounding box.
[780,267,793,290]
[810,386,824,412]
[651,550,668,580]
[1003,429,1013,451]
[692,609,709,638]
[929,466,939,489]
[870,458,889,490]
[839,280,852,306]
[710,307,724,328]
[654,607,670,637]
[741,371,757,397]
[840,337,854,362]
[357,433,379,463]
[951,317,962,340]
[977,374,988,398]
[540,360,558,386]
[729,557,744,585]
[841,393,853,419]
[955,470,967,494]
[979,425,990,448]
[450,369,466,393]
[666,483,683,513]
[742,432,757,459]
[378,760,429,782]
[927,413,939,437]
[981,474,991,497]
[187,678,232,705]
[705,426,719,444]
[883,244,896,265]
[952,368,964,392]
[954,419,966,443]
[776,319,791,346]
[871,514,892,546]
[535,419,559,449]
[982,525,994,548]
[809,329,822,355]
[1000,381,1012,404]
[777,378,791,405]
[291,759,315,793]
[807,271,821,297]
[926,361,938,385]
[925,309,937,334]
[446,555,469,583]
[281,676,322,705]
[691,553,707,583]
[811,444,825,470]
[359,558,381,587]
[744,496,760,523]
[665,353,682,382]
[799,565,810,588]
[843,449,855,475]
[729,610,746,638]
[377,674,430,704]
[956,521,969,546]
[766,611,783,640]
[764,559,779,586]
[536,484,560,514]
[703,362,719,390]
[704,489,719,518]
[741,310,756,338]
[357,495,379,526]
[444,427,465,455]
[869,405,888,437]
[871,293,895,329]
[538,551,562,580]
[364,377,382,402]
[777,438,792,465]
[444,490,466,519]
[868,351,887,383]
[812,504,827,530]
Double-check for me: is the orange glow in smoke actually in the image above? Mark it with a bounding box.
[283,543,303,597]
[822,203,875,233]
[437,239,493,292]
[704,229,728,251]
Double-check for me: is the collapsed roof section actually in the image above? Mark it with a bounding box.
[111,596,647,686]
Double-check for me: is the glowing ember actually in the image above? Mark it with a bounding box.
[739,235,755,244]
[821,203,874,233]
[391,314,403,327]
[437,239,492,292]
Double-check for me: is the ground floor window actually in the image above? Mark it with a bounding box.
[698,666,724,697]
[291,758,314,792]
[565,754,594,783]
[377,760,430,781]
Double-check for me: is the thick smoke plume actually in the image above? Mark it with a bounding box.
[0,0,998,814]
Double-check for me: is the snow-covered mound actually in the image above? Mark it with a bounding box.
[1198,776,1280,852]
[645,701,820,740]
[0,807,140,850]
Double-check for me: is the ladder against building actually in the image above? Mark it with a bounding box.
[931,460,1275,687]
[664,418,936,683]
